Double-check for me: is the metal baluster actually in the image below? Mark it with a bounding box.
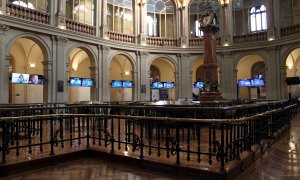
[78,116,81,145]
[176,123,180,166]
[236,124,241,160]
[118,118,121,150]
[28,120,32,155]
[220,124,225,172]
[60,117,64,149]
[49,117,55,156]
[166,124,170,158]
[110,117,115,153]
[157,121,161,157]
[187,124,190,161]
[197,123,201,163]
[140,120,144,160]
[86,116,90,148]
[16,121,20,157]
[39,119,43,153]
[70,116,73,147]
[213,125,217,153]
[92,116,95,145]
[208,126,212,165]
[125,119,128,151]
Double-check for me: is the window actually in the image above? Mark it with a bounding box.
[66,0,94,26]
[146,0,175,38]
[250,5,267,32]
[189,0,219,38]
[107,0,133,34]
[11,0,48,11]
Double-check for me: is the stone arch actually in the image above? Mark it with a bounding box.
[66,44,97,67]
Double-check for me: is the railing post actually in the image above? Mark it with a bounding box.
[140,120,144,160]
[176,123,180,166]
[220,124,225,172]
[110,117,115,153]
[86,116,90,148]
[1,121,7,164]
[49,116,55,156]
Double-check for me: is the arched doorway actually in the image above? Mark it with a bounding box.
[150,57,176,101]
[191,58,204,99]
[236,55,266,100]
[68,48,96,103]
[110,54,134,102]
[285,48,300,99]
[9,38,46,104]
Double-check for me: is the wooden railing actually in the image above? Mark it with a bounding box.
[0,102,297,177]
[6,3,50,24]
[65,18,96,36]
[280,24,300,37]
[107,31,135,43]
[146,37,177,46]
[233,31,267,44]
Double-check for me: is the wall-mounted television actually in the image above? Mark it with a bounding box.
[122,81,133,88]
[193,82,204,89]
[251,78,265,87]
[238,79,252,87]
[11,73,30,84]
[69,77,82,86]
[29,74,46,85]
[82,78,94,87]
[286,76,300,85]
[151,82,164,89]
[111,80,122,88]
[163,82,174,89]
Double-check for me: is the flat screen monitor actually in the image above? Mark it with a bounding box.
[69,77,82,86]
[286,76,300,85]
[11,73,30,84]
[111,80,122,88]
[251,78,265,87]
[151,82,164,89]
[122,81,133,88]
[238,79,252,87]
[29,74,46,85]
[164,82,174,89]
[193,82,204,89]
[82,78,94,87]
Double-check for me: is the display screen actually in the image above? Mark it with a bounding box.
[163,82,174,89]
[151,82,164,89]
[193,82,204,88]
[29,74,46,85]
[11,73,30,84]
[238,79,252,87]
[122,81,133,88]
[286,76,300,85]
[251,78,265,87]
[69,77,82,86]
[82,78,94,87]
[111,80,122,88]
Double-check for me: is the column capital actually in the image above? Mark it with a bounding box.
[0,24,9,35]
[56,36,68,45]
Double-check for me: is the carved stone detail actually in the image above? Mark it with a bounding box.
[56,36,68,45]
[0,24,9,35]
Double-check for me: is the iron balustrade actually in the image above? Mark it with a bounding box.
[0,103,297,173]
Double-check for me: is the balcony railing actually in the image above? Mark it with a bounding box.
[280,24,300,37]
[146,37,177,46]
[189,38,204,47]
[65,19,96,36]
[6,3,50,24]
[233,31,267,44]
[107,31,135,44]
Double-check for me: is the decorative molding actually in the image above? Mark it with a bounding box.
[0,24,9,35]
[56,36,68,45]
[139,51,149,56]
[101,45,110,52]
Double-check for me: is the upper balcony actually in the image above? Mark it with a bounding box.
[3,2,300,50]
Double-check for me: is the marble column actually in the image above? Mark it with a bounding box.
[266,0,275,40]
[56,0,66,28]
[101,45,110,101]
[266,46,281,100]
[89,66,99,101]
[137,51,149,101]
[0,24,9,103]
[177,53,192,100]
[179,6,187,47]
[97,45,103,101]
[138,1,147,45]
[42,60,53,103]
[100,0,108,39]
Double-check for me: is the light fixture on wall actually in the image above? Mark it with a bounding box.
[125,71,130,75]
[218,0,229,7]
[29,63,36,68]
[287,65,293,70]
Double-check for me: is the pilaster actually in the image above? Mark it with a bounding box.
[0,24,9,103]
[0,0,6,15]
[42,60,53,103]
[177,53,191,99]
[54,35,68,103]
[266,46,281,100]
[56,0,66,29]
[137,51,149,101]
[101,45,111,101]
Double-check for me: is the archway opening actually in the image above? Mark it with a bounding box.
[68,48,95,103]
[110,54,134,102]
[150,57,175,101]
[236,55,266,100]
[9,38,46,104]
[285,48,300,99]
[192,58,204,99]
